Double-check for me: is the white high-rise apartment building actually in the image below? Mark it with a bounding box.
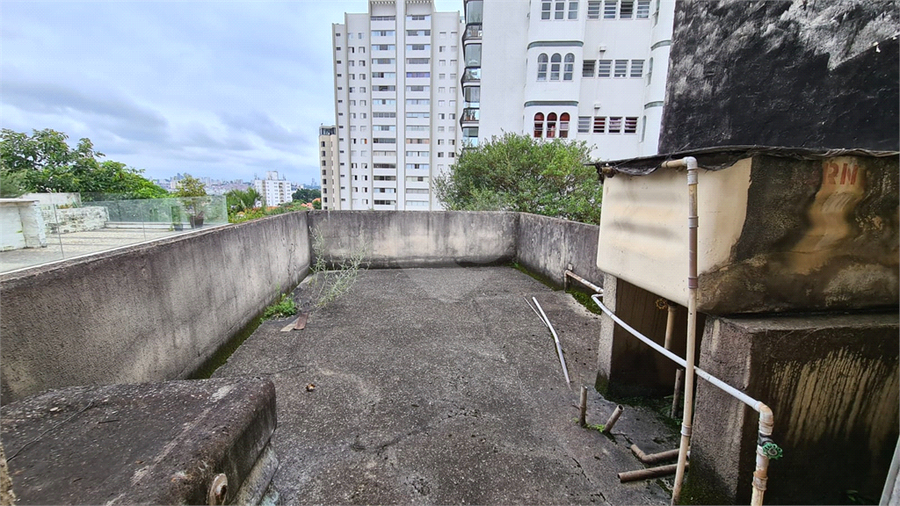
[331,0,462,211]
[468,0,674,159]
[319,125,340,210]
[253,171,293,207]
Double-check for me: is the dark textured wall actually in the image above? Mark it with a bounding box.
[660,0,899,152]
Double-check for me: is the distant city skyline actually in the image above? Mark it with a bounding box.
[0,1,461,185]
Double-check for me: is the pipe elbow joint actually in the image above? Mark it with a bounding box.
[757,403,774,435]
[684,156,698,170]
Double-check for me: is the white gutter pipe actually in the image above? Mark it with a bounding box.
[660,156,699,504]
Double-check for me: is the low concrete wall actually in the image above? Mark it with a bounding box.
[41,206,108,234]
[515,213,604,288]
[308,210,517,268]
[0,212,310,403]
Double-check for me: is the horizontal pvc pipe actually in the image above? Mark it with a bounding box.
[618,463,682,483]
[564,270,603,294]
[590,294,765,413]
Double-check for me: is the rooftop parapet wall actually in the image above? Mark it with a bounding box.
[308,211,518,268]
[0,212,310,404]
[515,213,604,288]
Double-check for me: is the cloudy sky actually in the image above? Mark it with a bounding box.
[0,0,461,186]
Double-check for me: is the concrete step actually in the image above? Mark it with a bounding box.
[1,378,277,505]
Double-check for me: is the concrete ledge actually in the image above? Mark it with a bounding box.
[0,377,277,505]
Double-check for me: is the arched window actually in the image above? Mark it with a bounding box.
[537,54,548,81]
[563,54,575,81]
[547,113,557,138]
[559,113,570,138]
[533,113,545,138]
[550,53,561,81]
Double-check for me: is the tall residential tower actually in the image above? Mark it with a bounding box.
[330,0,462,211]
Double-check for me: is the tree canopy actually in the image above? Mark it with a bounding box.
[0,128,168,199]
[173,174,207,197]
[434,133,602,224]
[225,187,261,213]
[292,187,321,204]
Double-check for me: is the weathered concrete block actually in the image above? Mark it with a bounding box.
[686,313,899,504]
[0,378,276,505]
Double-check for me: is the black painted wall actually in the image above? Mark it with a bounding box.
[659,0,899,153]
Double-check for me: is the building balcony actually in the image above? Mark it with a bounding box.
[461,67,481,85]
[462,24,483,43]
[461,108,480,125]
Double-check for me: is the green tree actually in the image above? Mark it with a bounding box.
[173,174,207,197]
[225,187,261,212]
[0,128,167,199]
[292,187,321,203]
[434,133,602,224]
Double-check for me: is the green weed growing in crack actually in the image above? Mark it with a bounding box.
[302,227,369,311]
[263,293,298,319]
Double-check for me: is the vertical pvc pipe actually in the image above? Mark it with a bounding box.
[663,303,683,418]
[751,405,774,506]
[672,157,699,505]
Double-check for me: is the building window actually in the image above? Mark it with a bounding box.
[550,53,562,80]
[593,116,606,133]
[534,113,545,138]
[547,112,557,138]
[559,113,570,138]
[555,1,565,19]
[568,1,579,19]
[583,60,596,77]
[604,0,617,18]
[537,53,549,81]
[620,0,634,18]
[624,116,638,133]
[614,59,628,77]
[563,53,575,81]
[637,0,651,18]
[578,116,591,133]
[630,59,644,78]
[598,59,612,77]
[608,117,623,133]
[587,0,601,18]
[541,0,552,19]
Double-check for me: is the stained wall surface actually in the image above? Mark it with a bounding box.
[659,0,899,152]
[0,212,311,403]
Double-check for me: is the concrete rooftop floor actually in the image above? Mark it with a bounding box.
[213,266,678,505]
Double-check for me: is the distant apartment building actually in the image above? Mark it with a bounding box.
[253,171,293,207]
[319,125,341,210]
[467,0,674,159]
[331,0,462,211]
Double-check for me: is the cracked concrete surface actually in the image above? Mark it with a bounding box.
[213,267,677,504]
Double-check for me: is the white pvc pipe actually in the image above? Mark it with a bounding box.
[590,296,775,505]
[532,297,571,385]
